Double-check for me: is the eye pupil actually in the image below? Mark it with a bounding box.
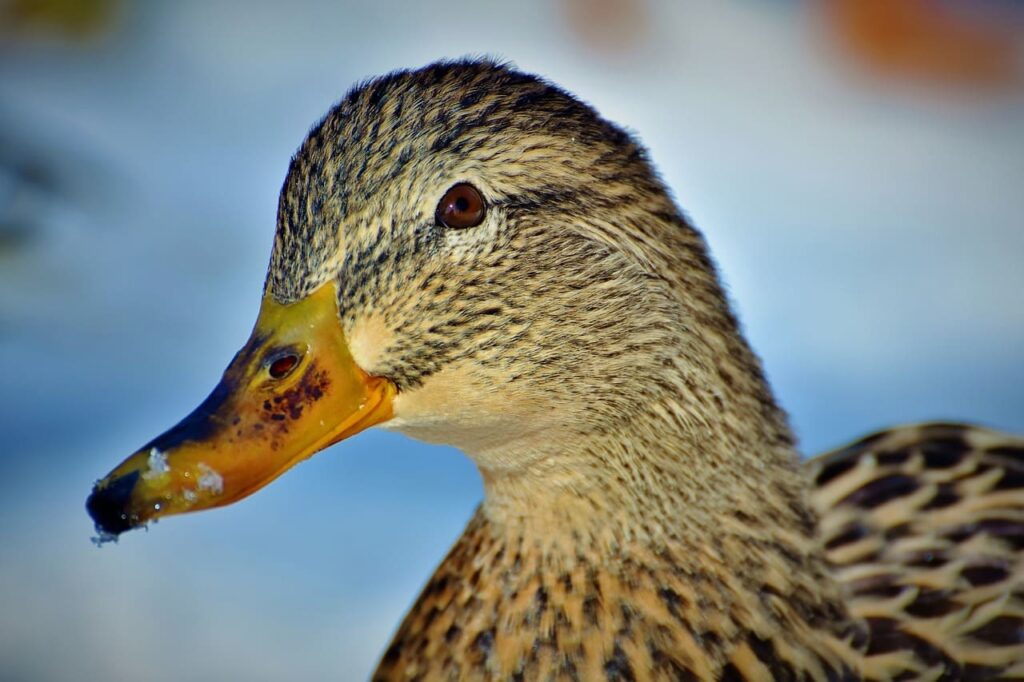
[436,183,485,229]
[268,354,299,379]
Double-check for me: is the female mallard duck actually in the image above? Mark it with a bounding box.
[87,60,1024,680]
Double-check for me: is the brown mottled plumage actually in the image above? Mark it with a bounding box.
[260,60,1023,679]
[812,423,1024,679]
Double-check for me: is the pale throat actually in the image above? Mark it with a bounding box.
[349,307,807,555]
[386,362,797,527]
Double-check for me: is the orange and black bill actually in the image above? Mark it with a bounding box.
[86,282,395,539]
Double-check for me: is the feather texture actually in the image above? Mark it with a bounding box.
[811,423,1024,680]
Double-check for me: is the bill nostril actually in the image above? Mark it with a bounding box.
[85,470,141,536]
[268,353,300,379]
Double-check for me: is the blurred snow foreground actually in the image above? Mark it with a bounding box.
[0,1,1022,681]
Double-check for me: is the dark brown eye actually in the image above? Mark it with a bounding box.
[436,183,485,229]
[268,353,300,379]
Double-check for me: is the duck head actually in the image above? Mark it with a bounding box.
[87,60,786,538]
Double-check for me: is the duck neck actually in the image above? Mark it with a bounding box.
[377,416,864,679]
[476,390,807,556]
[460,405,864,675]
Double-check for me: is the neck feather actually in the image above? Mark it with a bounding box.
[377,413,865,680]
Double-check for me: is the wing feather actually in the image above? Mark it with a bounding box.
[808,422,1024,680]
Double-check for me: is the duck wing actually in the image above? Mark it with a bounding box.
[808,422,1024,680]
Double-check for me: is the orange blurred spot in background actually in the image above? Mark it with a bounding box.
[821,0,1023,89]
[562,0,648,55]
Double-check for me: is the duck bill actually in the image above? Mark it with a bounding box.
[86,282,395,539]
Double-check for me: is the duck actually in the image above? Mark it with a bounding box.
[86,59,1024,680]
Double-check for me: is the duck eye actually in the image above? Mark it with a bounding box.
[267,353,300,379]
[436,183,485,229]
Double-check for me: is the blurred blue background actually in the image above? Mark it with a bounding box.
[1,1,1022,679]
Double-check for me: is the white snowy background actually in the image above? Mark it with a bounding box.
[1,1,1022,680]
